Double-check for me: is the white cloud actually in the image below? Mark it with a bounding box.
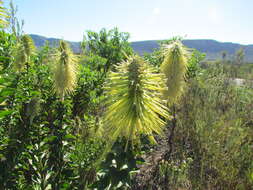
[153,7,161,15]
[148,7,161,25]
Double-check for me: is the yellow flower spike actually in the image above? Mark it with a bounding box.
[53,40,77,101]
[161,40,189,104]
[20,35,35,59]
[13,35,35,71]
[103,55,170,150]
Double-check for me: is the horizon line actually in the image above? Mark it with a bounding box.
[29,33,253,46]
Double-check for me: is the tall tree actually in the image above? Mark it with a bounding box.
[84,28,133,73]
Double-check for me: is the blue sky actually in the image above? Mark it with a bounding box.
[3,0,253,44]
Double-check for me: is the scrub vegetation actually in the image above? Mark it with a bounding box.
[0,1,252,189]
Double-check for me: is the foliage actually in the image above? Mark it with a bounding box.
[186,49,205,79]
[174,63,253,189]
[84,28,133,72]
[0,30,16,69]
[0,5,252,189]
[158,158,193,189]
[0,0,8,28]
[143,48,164,68]
[72,54,106,119]
[92,141,144,190]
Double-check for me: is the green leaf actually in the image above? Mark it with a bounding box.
[43,136,57,143]
[0,110,13,118]
[64,134,76,140]
[0,87,14,96]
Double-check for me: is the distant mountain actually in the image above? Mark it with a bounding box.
[30,34,81,54]
[30,34,253,62]
[131,40,253,62]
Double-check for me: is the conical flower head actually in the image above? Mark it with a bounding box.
[13,43,26,71]
[103,55,170,147]
[161,40,189,104]
[53,40,77,100]
[20,35,35,58]
[13,35,35,71]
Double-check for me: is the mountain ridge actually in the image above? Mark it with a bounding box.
[30,34,253,62]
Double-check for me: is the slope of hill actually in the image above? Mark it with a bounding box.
[30,34,81,54]
[132,40,253,62]
[30,34,253,62]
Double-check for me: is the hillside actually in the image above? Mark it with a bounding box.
[131,40,253,62]
[30,34,253,62]
[30,34,81,54]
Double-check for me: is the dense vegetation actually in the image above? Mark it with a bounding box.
[0,2,252,190]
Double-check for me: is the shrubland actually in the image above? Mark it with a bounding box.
[0,2,252,189]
